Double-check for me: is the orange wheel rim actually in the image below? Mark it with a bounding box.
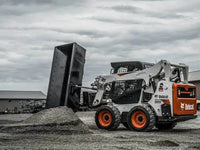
[131,110,147,128]
[98,110,112,127]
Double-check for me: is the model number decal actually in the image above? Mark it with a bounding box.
[159,95,168,98]
[155,99,161,103]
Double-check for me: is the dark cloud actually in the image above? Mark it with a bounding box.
[0,0,52,5]
[0,0,82,6]
[111,5,141,14]
[121,25,200,46]
[111,5,185,19]
[0,26,106,39]
[90,16,143,25]
[0,0,85,17]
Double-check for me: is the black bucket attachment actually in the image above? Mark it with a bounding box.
[46,43,86,111]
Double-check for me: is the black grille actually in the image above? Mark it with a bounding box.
[177,87,195,98]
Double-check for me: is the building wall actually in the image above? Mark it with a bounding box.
[0,99,46,114]
[0,100,23,113]
[189,81,200,100]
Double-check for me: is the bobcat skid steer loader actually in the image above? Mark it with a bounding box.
[92,60,197,131]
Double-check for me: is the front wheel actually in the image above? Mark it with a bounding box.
[95,105,120,130]
[127,105,155,131]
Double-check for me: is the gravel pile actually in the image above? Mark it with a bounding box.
[0,106,90,134]
[24,106,78,124]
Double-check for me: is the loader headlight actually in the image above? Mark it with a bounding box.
[192,89,195,97]
[177,89,181,96]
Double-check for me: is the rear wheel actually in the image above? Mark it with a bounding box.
[95,105,120,130]
[155,122,177,130]
[127,105,155,131]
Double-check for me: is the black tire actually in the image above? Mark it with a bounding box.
[95,105,120,130]
[122,122,130,130]
[127,105,155,131]
[197,104,200,111]
[155,122,177,130]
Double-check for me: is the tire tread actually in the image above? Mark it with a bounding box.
[95,105,121,130]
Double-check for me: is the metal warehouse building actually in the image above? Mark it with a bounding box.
[0,91,46,114]
[189,71,200,100]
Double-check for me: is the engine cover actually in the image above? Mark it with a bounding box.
[173,83,197,115]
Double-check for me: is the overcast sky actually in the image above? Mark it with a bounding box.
[0,0,200,94]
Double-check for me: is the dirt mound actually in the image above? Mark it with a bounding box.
[0,106,90,134]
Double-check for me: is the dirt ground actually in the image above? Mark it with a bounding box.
[0,111,199,150]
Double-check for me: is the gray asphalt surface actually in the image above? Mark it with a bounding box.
[0,111,199,150]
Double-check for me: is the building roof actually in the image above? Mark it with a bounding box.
[189,70,200,82]
[0,91,46,100]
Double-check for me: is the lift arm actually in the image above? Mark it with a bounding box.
[92,60,171,106]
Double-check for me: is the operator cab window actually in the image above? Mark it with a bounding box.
[170,67,183,83]
[109,79,143,104]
